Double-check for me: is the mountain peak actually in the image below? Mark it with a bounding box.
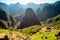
[54,1,60,4]
[19,8,41,28]
[26,8,34,14]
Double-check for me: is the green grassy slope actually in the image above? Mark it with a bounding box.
[31,14,60,40]
[31,28,58,40]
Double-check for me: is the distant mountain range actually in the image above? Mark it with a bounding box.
[0,2,49,15]
[0,1,60,21]
[0,1,60,29]
[38,1,60,21]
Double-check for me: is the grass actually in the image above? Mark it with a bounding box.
[0,26,59,40]
[31,28,59,40]
[0,29,22,35]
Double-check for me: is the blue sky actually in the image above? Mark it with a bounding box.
[0,0,59,5]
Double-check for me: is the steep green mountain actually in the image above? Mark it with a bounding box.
[18,8,41,29]
[0,6,17,29]
[36,1,60,21]
[43,14,60,30]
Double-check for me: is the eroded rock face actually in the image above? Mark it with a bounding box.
[19,8,41,29]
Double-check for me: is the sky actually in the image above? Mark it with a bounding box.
[0,0,59,5]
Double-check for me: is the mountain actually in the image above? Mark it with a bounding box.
[8,3,24,15]
[24,3,49,11]
[39,3,49,9]
[0,6,9,21]
[18,8,41,29]
[40,4,58,21]
[0,6,17,29]
[36,8,42,21]
[44,14,60,30]
[54,1,60,4]
[15,13,25,21]
[36,1,60,21]
[45,14,60,24]
[0,2,8,10]
[0,1,60,28]
[0,2,25,16]
[24,3,39,11]
[0,2,49,17]
[15,3,49,22]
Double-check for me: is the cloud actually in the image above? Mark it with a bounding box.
[0,0,58,5]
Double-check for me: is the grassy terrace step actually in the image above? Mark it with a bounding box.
[31,27,59,40]
[0,27,59,40]
[0,29,22,34]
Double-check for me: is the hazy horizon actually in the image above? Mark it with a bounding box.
[0,0,59,5]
